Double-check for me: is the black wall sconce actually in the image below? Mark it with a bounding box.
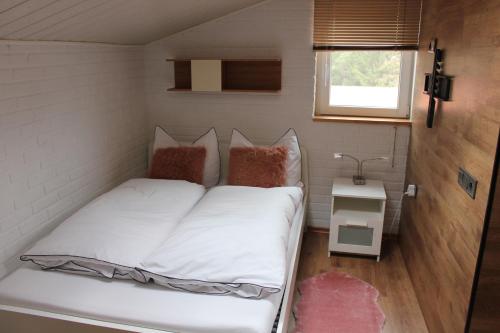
[424,38,452,128]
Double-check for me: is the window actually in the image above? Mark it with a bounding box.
[315,51,415,118]
[312,0,422,120]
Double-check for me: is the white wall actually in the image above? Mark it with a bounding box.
[0,0,410,280]
[144,0,410,230]
[0,41,148,278]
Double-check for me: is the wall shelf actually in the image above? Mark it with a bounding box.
[166,58,282,93]
[166,88,191,92]
[166,88,280,93]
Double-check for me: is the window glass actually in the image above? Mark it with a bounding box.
[329,51,401,109]
[315,50,415,118]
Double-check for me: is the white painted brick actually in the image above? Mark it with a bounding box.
[0,265,7,279]
[2,232,33,259]
[13,184,44,210]
[0,207,31,233]
[0,0,410,277]
[0,54,28,68]
[47,197,74,219]
[0,228,22,253]
[7,156,39,184]
[0,69,12,83]
[0,192,15,218]
[18,210,49,236]
[32,192,59,214]
[0,97,18,115]
[27,165,56,188]
[12,67,46,81]
[145,0,409,233]
[43,174,69,194]
[0,41,147,278]
[0,109,34,130]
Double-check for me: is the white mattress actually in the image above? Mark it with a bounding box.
[0,200,305,333]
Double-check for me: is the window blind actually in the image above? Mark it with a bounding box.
[313,0,423,51]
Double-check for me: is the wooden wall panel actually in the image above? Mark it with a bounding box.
[400,1,500,332]
[467,134,500,333]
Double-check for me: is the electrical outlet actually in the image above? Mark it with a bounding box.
[458,167,477,199]
[406,184,417,197]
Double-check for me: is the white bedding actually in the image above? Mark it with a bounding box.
[138,185,303,298]
[0,201,305,333]
[21,179,206,280]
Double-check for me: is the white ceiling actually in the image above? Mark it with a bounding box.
[0,0,265,45]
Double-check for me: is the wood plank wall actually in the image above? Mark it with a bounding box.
[467,134,500,332]
[400,1,500,332]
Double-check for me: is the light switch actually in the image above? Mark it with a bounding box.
[458,167,477,199]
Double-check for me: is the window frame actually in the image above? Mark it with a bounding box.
[315,51,416,119]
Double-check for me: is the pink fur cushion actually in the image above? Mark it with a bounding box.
[228,146,288,188]
[150,147,207,185]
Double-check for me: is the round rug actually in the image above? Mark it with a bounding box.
[294,270,385,333]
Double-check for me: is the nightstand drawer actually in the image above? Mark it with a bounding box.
[330,223,381,256]
[338,225,374,247]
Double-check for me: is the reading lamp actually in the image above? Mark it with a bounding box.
[334,153,389,185]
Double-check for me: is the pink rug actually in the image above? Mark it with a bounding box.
[294,271,385,333]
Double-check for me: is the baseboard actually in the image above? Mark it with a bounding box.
[307,227,329,234]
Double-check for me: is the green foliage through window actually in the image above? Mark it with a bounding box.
[330,51,401,87]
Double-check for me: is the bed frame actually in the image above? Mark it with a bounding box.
[0,148,309,333]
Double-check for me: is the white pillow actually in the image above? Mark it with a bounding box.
[229,128,302,186]
[153,126,220,187]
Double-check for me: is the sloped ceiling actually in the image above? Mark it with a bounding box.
[0,0,265,45]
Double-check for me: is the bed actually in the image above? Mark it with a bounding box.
[0,149,309,333]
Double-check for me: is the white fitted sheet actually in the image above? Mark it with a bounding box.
[0,200,304,333]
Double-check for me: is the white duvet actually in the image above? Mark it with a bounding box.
[138,185,303,298]
[21,179,206,279]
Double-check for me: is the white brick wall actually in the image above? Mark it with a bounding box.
[144,0,410,231]
[0,41,148,278]
[0,0,411,279]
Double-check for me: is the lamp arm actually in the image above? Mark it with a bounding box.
[340,154,361,177]
[360,157,388,177]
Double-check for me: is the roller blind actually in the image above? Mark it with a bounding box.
[313,0,423,50]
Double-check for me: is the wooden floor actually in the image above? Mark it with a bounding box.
[296,231,429,333]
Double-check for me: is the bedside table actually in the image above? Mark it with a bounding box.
[328,177,387,261]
